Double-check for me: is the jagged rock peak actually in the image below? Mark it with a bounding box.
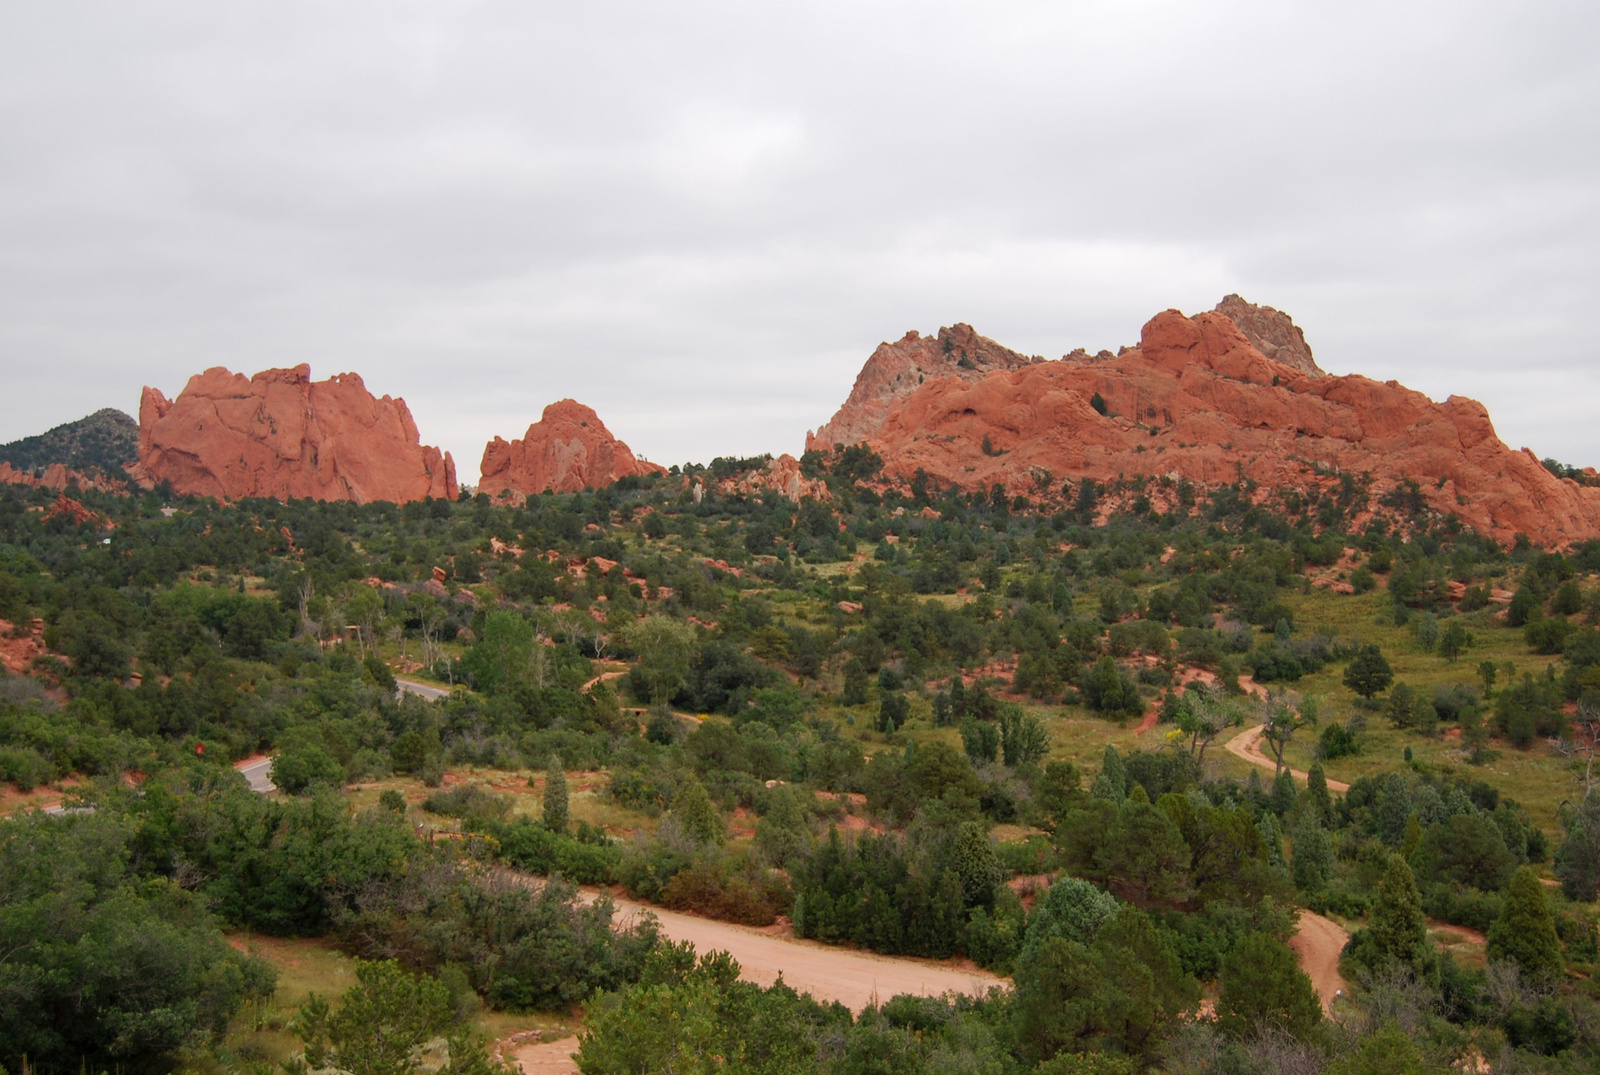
[806,323,1035,452]
[1213,294,1323,378]
[810,304,1600,547]
[480,399,665,500]
[130,364,457,504]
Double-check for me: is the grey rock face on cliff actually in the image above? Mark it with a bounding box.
[1213,294,1324,378]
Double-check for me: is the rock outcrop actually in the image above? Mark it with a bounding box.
[714,454,830,503]
[807,324,1038,452]
[480,400,665,498]
[819,306,1600,547]
[131,365,457,504]
[1213,294,1323,377]
[0,462,127,494]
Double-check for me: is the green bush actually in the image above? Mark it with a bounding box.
[0,744,53,790]
[491,816,622,885]
[272,743,347,795]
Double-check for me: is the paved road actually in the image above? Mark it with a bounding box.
[235,755,277,793]
[396,677,450,701]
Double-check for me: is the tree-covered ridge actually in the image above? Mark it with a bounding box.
[0,407,138,474]
[5,451,1600,1071]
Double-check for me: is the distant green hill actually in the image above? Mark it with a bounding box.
[0,408,138,474]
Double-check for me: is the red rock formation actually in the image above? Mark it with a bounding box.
[480,400,665,498]
[130,365,457,504]
[716,454,830,502]
[41,493,99,527]
[1213,295,1323,377]
[823,307,1600,547]
[807,324,1038,452]
[0,462,126,494]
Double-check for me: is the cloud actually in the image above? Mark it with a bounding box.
[0,0,1595,481]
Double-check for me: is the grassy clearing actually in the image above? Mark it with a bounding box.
[216,934,571,1067]
[343,769,660,837]
[1270,586,1578,830]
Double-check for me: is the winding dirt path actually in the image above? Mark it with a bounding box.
[579,668,620,694]
[1225,723,1349,792]
[1289,910,1350,1014]
[507,890,1006,1073]
[510,1037,583,1074]
[602,892,1005,1009]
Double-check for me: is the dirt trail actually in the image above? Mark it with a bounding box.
[1225,723,1350,792]
[603,892,1005,1009]
[579,669,626,692]
[510,1038,582,1074]
[508,890,1005,1073]
[1289,910,1349,1014]
[1429,919,1488,947]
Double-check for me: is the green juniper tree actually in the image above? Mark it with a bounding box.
[1216,932,1322,1041]
[542,755,569,834]
[1091,744,1127,803]
[1488,866,1563,981]
[1291,813,1332,891]
[1360,854,1430,975]
[1343,644,1394,699]
[671,776,725,848]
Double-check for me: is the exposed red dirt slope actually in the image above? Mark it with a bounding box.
[131,365,457,504]
[480,400,665,498]
[817,302,1600,547]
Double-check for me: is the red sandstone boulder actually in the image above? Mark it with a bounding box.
[818,306,1600,548]
[130,365,457,504]
[41,493,99,526]
[480,400,665,498]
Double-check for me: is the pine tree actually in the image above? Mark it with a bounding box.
[1245,768,1266,809]
[1488,866,1563,981]
[754,785,811,867]
[1557,795,1600,901]
[542,755,569,833]
[1291,814,1332,891]
[1402,814,1423,859]
[1217,932,1323,1041]
[1343,644,1394,699]
[1364,854,1428,972]
[951,821,1004,906]
[878,690,909,733]
[1305,762,1334,825]
[1376,772,1412,846]
[1101,788,1193,905]
[1091,744,1127,803]
[949,676,968,720]
[1257,811,1286,869]
[672,776,725,847]
[1271,770,1298,816]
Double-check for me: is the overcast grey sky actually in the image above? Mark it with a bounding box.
[2,1,1596,483]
